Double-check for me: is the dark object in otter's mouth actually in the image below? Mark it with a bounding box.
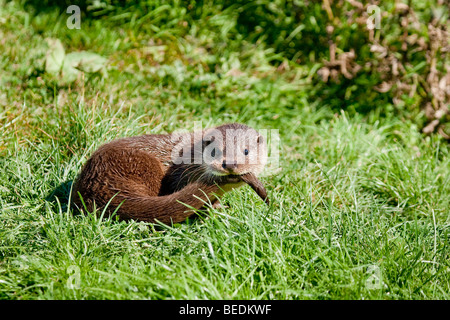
[240,173,269,205]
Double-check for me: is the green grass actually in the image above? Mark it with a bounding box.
[0,1,449,299]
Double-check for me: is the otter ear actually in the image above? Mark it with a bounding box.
[257,135,263,144]
[203,139,213,147]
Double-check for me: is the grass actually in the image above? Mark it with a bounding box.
[0,1,449,299]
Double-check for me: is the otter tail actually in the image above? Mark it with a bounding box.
[73,182,220,225]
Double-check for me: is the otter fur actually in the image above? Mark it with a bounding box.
[71,123,268,225]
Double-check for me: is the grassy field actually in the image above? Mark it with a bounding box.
[0,0,449,299]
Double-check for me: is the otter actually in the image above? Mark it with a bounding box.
[70,123,269,225]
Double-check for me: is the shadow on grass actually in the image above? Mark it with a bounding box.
[24,0,89,14]
[45,180,78,214]
[23,0,133,17]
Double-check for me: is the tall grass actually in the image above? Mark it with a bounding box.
[0,0,449,299]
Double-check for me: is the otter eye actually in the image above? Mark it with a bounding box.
[244,149,249,156]
[211,148,216,157]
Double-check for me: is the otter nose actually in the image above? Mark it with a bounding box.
[222,160,238,171]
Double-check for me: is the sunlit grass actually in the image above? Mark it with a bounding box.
[0,1,449,300]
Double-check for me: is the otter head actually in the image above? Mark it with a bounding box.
[200,123,267,184]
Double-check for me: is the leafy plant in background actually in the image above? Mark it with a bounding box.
[23,0,449,138]
[222,0,449,138]
[45,38,107,85]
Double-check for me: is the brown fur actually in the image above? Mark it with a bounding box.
[71,123,267,225]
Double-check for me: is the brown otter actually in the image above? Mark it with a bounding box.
[70,123,269,225]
